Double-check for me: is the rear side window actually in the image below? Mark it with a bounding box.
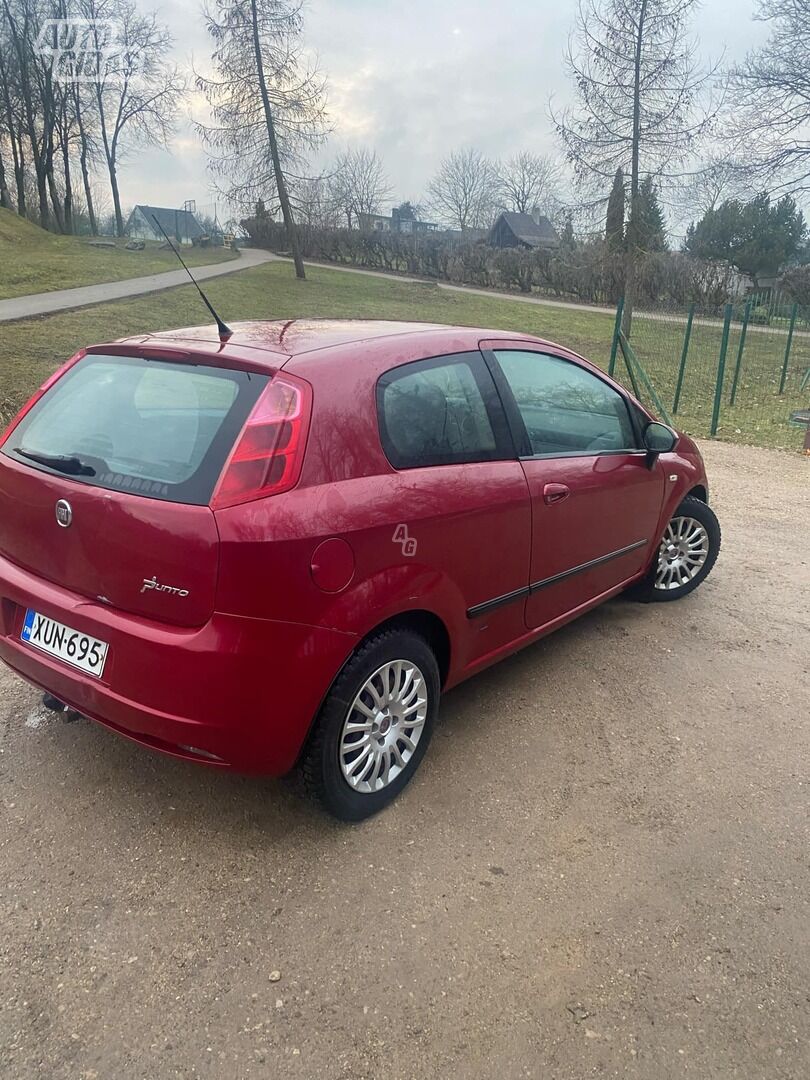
[377,352,507,469]
[2,354,268,504]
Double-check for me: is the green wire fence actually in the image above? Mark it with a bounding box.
[607,294,810,452]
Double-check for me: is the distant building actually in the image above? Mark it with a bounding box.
[126,205,206,247]
[441,227,489,243]
[358,202,438,234]
[488,210,559,250]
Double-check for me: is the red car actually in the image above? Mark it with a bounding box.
[0,320,720,819]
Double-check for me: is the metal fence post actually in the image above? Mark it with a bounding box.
[617,333,642,398]
[619,333,673,425]
[672,302,695,415]
[779,303,799,395]
[711,304,733,437]
[609,297,624,376]
[729,299,752,406]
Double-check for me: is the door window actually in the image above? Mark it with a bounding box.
[494,350,637,456]
[377,353,505,469]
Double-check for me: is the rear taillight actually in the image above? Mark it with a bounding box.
[0,349,86,446]
[211,373,312,510]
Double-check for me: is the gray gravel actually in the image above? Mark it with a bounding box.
[1,440,808,1079]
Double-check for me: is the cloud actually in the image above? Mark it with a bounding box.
[117,0,760,216]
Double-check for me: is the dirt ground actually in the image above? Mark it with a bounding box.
[0,440,808,1080]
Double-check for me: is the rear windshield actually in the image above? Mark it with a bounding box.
[2,354,268,505]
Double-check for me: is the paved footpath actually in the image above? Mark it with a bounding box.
[0,247,274,323]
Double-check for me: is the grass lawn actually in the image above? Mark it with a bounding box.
[0,208,237,301]
[0,259,806,451]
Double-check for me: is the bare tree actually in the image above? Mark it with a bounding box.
[329,146,391,229]
[427,148,498,231]
[1,0,61,228]
[727,0,810,195]
[0,21,15,210]
[497,151,562,216]
[554,0,719,330]
[0,139,10,208]
[670,155,754,226]
[81,0,184,237]
[0,24,27,216]
[70,78,100,235]
[198,0,328,279]
[292,173,342,229]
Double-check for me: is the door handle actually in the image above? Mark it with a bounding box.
[543,483,570,505]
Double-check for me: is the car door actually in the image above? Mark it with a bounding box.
[482,341,666,631]
[374,349,533,667]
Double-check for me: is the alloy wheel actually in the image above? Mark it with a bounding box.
[339,660,428,793]
[655,515,710,591]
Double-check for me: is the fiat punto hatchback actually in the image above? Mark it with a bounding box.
[0,320,720,819]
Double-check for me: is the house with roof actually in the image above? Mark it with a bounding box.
[358,202,438,235]
[125,205,206,247]
[488,210,559,250]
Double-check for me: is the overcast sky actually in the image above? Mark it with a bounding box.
[117,0,762,225]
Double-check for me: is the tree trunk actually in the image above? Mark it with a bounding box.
[45,150,65,234]
[109,160,124,237]
[0,146,11,209]
[62,148,73,235]
[249,0,306,280]
[622,0,649,339]
[59,101,73,234]
[73,87,97,235]
[79,138,97,235]
[40,73,63,231]
[35,167,49,230]
[13,131,26,216]
[102,137,123,237]
[95,83,124,237]
[0,48,23,214]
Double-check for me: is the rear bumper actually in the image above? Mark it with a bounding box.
[0,553,357,774]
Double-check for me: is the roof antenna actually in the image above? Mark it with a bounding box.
[150,214,233,342]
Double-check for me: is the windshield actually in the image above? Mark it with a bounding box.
[2,354,268,505]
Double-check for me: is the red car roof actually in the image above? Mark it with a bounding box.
[110,319,555,363]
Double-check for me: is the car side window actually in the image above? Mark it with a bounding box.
[378,353,504,469]
[494,350,638,456]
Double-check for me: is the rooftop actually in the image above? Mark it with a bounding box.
[129,205,206,240]
[490,212,558,248]
[106,319,552,366]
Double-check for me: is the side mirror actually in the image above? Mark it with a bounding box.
[643,421,678,455]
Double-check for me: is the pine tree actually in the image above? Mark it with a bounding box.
[554,0,715,332]
[606,168,625,251]
[629,176,667,252]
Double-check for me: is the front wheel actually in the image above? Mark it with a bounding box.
[634,495,721,603]
[302,628,439,821]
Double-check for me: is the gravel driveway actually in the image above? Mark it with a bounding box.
[1,441,808,1080]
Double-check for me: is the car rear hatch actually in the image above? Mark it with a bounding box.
[0,349,271,627]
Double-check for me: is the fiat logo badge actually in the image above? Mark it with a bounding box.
[55,499,73,528]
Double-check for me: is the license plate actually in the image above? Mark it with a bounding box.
[21,610,108,678]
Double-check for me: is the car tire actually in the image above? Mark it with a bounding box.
[302,628,440,821]
[633,495,721,603]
